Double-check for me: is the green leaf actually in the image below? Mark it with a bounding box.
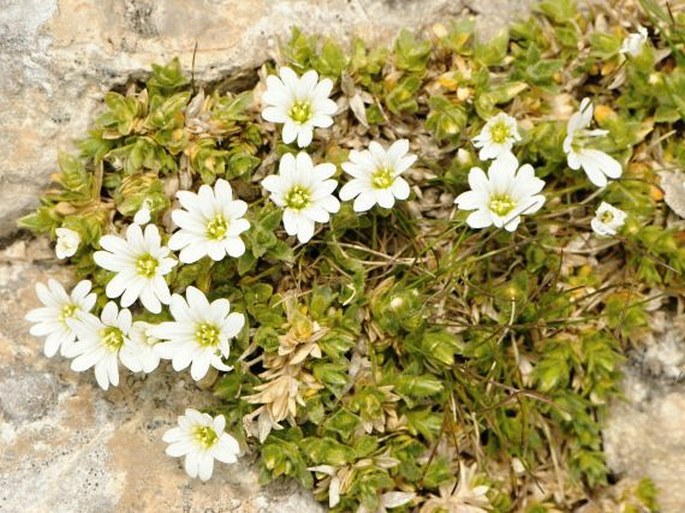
[589,32,621,58]
[100,92,140,136]
[406,409,442,441]
[226,152,260,180]
[312,39,348,78]
[384,75,422,115]
[536,0,577,24]
[312,361,349,389]
[426,95,467,141]
[283,28,315,71]
[213,91,253,123]
[416,329,462,367]
[17,206,58,234]
[439,19,474,54]
[393,29,431,72]
[236,251,257,275]
[394,374,444,398]
[323,408,361,438]
[474,29,509,66]
[262,433,314,488]
[148,57,190,96]
[146,92,189,130]
[302,437,355,466]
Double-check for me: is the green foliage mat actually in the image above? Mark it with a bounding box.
[20,0,684,510]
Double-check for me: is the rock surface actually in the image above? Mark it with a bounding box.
[603,312,685,513]
[0,1,543,512]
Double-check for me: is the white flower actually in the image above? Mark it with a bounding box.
[163,408,240,481]
[25,279,96,358]
[472,112,521,161]
[591,202,627,237]
[55,227,81,259]
[454,153,545,232]
[126,321,162,373]
[133,203,151,225]
[150,286,245,381]
[261,67,338,148]
[620,26,648,57]
[69,301,141,390]
[168,179,250,263]
[93,224,177,314]
[339,139,416,212]
[563,98,622,188]
[262,152,340,243]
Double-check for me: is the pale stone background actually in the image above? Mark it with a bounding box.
[0,1,684,512]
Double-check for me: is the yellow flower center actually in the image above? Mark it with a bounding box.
[599,210,615,224]
[59,304,78,326]
[136,254,159,279]
[371,167,395,189]
[489,121,510,144]
[288,100,313,124]
[285,185,311,211]
[489,194,517,216]
[206,214,229,241]
[101,326,125,352]
[193,425,219,448]
[195,323,221,347]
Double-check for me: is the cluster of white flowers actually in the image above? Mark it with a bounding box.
[27,63,634,485]
[261,67,418,242]
[26,274,243,479]
[456,97,627,236]
[26,179,250,480]
[456,112,546,231]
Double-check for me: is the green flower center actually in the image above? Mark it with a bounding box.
[206,214,229,241]
[489,194,517,216]
[101,326,125,352]
[599,210,615,224]
[490,121,510,144]
[195,323,221,347]
[59,303,78,325]
[371,167,395,189]
[285,185,311,211]
[288,100,313,124]
[193,425,219,448]
[136,253,159,279]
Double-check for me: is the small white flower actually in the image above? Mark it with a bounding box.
[339,139,416,212]
[168,179,250,263]
[69,301,141,390]
[620,26,648,57]
[25,279,96,358]
[126,321,162,373]
[591,202,627,237]
[93,224,177,314]
[133,203,151,225]
[261,67,338,148]
[262,152,340,243]
[563,98,622,188]
[150,286,245,381]
[455,153,545,232]
[55,227,81,259]
[163,408,240,481]
[472,112,521,161]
